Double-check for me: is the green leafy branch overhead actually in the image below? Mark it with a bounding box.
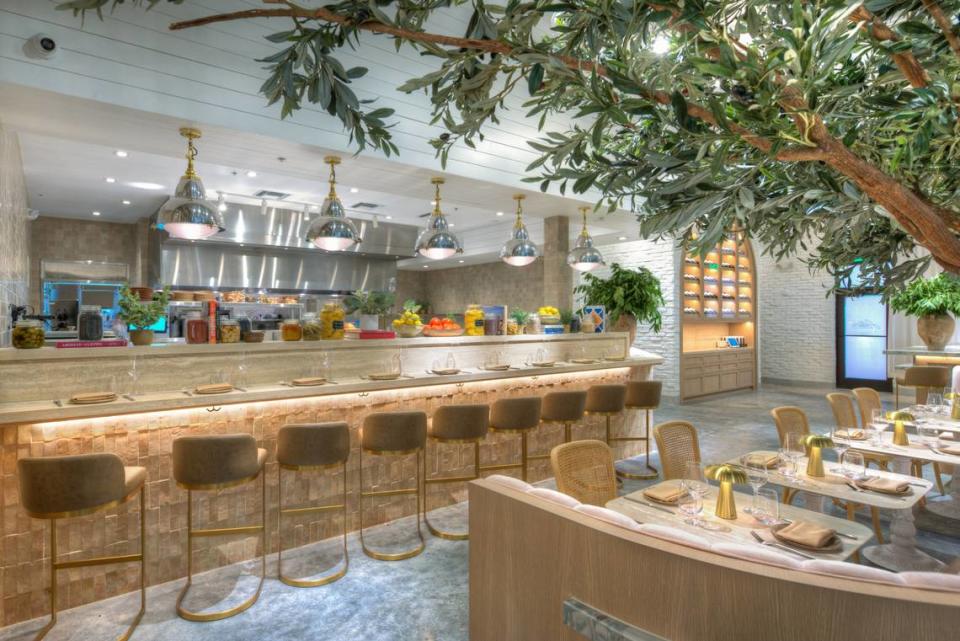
[59,0,960,292]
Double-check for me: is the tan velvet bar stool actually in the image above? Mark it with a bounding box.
[585,384,628,444]
[172,434,267,621]
[423,404,490,540]
[895,365,950,409]
[359,411,427,561]
[477,396,542,481]
[611,380,662,480]
[18,453,147,641]
[276,422,350,587]
[540,390,588,445]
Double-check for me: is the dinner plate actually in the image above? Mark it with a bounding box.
[770,523,842,553]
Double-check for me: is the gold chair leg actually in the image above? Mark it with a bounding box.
[424,441,478,540]
[870,506,884,544]
[176,473,267,621]
[359,448,425,561]
[782,488,797,505]
[277,464,349,587]
[614,409,659,480]
[933,462,946,495]
[845,502,861,564]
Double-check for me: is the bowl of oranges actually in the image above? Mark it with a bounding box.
[422,316,465,337]
[392,310,423,337]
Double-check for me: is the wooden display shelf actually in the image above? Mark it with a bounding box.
[679,230,758,400]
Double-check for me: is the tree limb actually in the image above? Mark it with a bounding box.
[922,0,960,60]
[850,5,930,88]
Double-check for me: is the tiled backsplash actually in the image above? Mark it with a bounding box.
[0,122,29,347]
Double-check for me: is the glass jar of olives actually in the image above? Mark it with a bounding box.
[302,313,323,341]
[12,319,45,349]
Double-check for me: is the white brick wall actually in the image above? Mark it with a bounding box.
[579,239,681,396]
[756,249,836,385]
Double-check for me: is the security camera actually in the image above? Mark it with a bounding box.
[26,209,40,221]
[23,34,59,60]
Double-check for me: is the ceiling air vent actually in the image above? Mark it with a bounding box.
[351,202,381,209]
[253,190,290,199]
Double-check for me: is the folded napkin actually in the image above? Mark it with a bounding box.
[69,392,118,404]
[194,383,233,395]
[291,377,326,387]
[531,361,555,367]
[642,484,687,504]
[743,452,779,469]
[432,368,460,376]
[775,521,835,549]
[939,443,960,456]
[368,372,400,380]
[857,476,910,494]
[833,429,866,440]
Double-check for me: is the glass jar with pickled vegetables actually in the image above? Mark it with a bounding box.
[464,304,485,336]
[302,313,323,341]
[12,319,45,349]
[320,301,345,340]
[281,318,302,342]
[220,318,241,344]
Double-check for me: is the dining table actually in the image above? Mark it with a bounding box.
[732,450,937,572]
[833,431,958,571]
[607,481,872,562]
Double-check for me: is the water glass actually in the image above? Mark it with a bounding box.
[677,487,704,527]
[918,424,941,449]
[777,449,796,478]
[739,455,768,514]
[445,351,457,370]
[842,451,865,481]
[127,356,140,396]
[432,358,441,372]
[830,425,849,464]
[683,462,709,498]
[928,391,943,412]
[752,488,781,525]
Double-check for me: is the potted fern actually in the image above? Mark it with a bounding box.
[118,286,171,346]
[574,263,664,346]
[890,273,960,351]
[345,290,395,330]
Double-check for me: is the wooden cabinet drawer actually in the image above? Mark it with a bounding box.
[683,355,704,369]
[702,355,721,367]
[737,370,754,388]
[720,372,739,391]
[682,377,702,399]
[701,375,720,395]
[736,350,754,362]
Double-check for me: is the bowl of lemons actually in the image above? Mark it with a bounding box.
[392,310,423,337]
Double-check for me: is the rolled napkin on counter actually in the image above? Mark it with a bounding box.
[642,483,688,504]
[833,429,866,440]
[194,383,234,395]
[774,521,836,549]
[291,377,326,387]
[856,476,911,494]
[69,392,118,405]
[743,452,780,468]
[939,443,960,456]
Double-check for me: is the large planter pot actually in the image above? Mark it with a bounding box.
[129,329,154,346]
[359,314,380,331]
[612,314,638,347]
[917,314,955,351]
[129,287,154,302]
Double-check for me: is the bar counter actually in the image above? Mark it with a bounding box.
[0,333,662,627]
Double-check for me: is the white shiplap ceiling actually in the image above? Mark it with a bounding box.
[2,84,639,268]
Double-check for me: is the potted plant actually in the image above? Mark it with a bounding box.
[559,309,577,333]
[574,263,664,346]
[509,309,529,335]
[345,290,395,330]
[119,285,170,346]
[889,273,960,351]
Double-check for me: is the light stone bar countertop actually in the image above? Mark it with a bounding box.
[884,346,960,356]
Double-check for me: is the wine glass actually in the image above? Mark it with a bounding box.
[927,390,942,412]
[235,350,248,388]
[918,424,941,450]
[126,355,140,396]
[868,408,886,446]
[740,455,768,515]
[753,488,780,525]
[677,488,704,527]
[445,351,457,370]
[777,447,796,479]
[683,462,710,499]
[841,451,865,481]
[830,425,850,465]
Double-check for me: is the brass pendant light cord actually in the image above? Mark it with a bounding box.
[179,127,202,179]
[513,194,525,229]
[431,177,444,216]
[325,155,341,199]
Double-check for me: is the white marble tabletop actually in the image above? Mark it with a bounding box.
[835,432,960,466]
[727,451,931,510]
[892,405,960,435]
[607,482,871,562]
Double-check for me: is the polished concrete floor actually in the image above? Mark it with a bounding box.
[1,384,957,641]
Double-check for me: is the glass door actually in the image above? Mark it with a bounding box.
[835,293,890,391]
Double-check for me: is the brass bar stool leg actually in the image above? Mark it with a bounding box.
[613,408,659,480]
[521,432,529,481]
[176,474,267,622]
[424,440,479,540]
[33,521,58,641]
[359,448,425,561]
[564,421,572,443]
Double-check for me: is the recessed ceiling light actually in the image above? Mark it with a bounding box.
[496,211,504,216]
[105,177,116,184]
[128,182,165,191]
[115,150,128,158]
[92,211,101,216]
[350,187,359,193]
[618,236,627,241]
[422,265,429,268]
[386,215,392,220]
[122,200,131,205]
[246,170,257,178]
[458,259,465,264]
[448,223,455,228]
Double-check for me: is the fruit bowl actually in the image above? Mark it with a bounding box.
[422,327,466,337]
[395,324,423,338]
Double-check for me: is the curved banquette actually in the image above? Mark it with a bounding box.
[468,476,960,641]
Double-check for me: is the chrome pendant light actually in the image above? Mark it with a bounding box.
[567,206,605,272]
[415,177,462,260]
[500,194,538,266]
[156,127,224,240]
[305,155,362,251]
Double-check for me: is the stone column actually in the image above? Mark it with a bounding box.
[542,215,572,311]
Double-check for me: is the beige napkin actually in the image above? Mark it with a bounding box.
[744,452,780,469]
[643,484,687,504]
[776,521,835,549]
[291,377,326,387]
[834,429,866,440]
[939,443,960,456]
[69,392,118,404]
[195,383,233,395]
[857,476,910,494]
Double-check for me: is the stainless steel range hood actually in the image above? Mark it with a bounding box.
[153,202,419,293]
